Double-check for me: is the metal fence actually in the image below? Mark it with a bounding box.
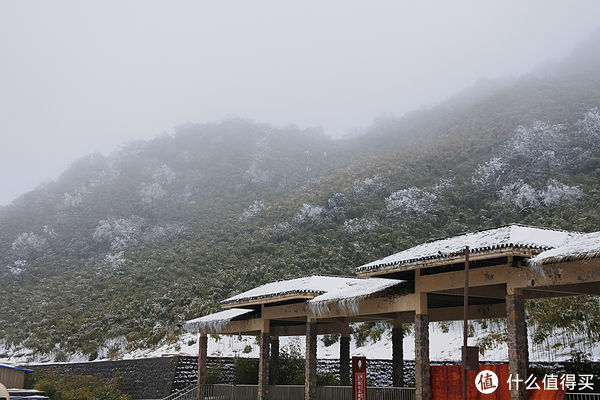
[564,393,600,400]
[162,384,198,400]
[163,384,415,400]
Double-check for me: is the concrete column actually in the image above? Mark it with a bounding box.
[258,322,270,400]
[197,333,207,400]
[392,321,404,387]
[340,324,350,386]
[414,314,430,400]
[305,319,317,400]
[506,292,528,400]
[270,336,280,386]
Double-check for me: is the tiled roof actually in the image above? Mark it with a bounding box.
[221,275,402,306]
[356,224,575,273]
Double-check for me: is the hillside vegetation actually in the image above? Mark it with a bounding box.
[2,37,600,361]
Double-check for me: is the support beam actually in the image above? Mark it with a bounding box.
[262,293,417,320]
[414,314,430,400]
[428,303,506,322]
[271,322,346,337]
[392,319,404,387]
[305,319,317,400]
[258,321,270,400]
[340,324,350,386]
[506,292,528,400]
[270,336,279,386]
[197,333,207,400]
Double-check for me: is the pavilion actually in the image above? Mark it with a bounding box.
[184,224,600,400]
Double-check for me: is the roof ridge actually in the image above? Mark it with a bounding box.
[356,224,579,272]
[424,224,578,245]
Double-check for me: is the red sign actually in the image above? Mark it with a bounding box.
[352,356,367,400]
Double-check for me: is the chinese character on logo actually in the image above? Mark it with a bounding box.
[560,374,577,391]
[475,370,499,394]
[507,374,524,391]
[543,374,559,390]
[525,374,541,390]
[578,375,594,391]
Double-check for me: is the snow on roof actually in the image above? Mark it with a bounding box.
[529,231,600,266]
[183,308,254,332]
[357,224,576,272]
[308,277,403,316]
[221,275,404,306]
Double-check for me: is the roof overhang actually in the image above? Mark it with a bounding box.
[357,246,540,277]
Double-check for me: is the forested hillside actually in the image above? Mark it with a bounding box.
[2,37,600,362]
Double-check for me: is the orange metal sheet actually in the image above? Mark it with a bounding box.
[431,365,565,400]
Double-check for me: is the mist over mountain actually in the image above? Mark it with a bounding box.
[2,36,600,362]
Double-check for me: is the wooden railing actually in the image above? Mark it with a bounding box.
[164,384,416,400]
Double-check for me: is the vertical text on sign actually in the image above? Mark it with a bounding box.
[353,356,367,400]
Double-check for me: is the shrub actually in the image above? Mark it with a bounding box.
[233,357,258,384]
[31,370,130,400]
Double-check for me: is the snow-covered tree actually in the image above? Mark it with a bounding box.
[295,203,324,222]
[152,164,176,185]
[498,180,539,211]
[241,200,265,221]
[140,182,166,205]
[386,187,439,214]
[472,157,506,186]
[352,175,387,196]
[343,218,379,234]
[93,217,143,251]
[539,179,583,207]
[11,232,48,259]
[63,185,93,208]
[577,107,600,150]
[142,224,187,245]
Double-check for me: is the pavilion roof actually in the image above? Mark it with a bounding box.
[530,230,600,266]
[221,275,403,308]
[356,224,576,273]
[183,308,255,332]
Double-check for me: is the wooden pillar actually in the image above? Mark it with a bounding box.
[415,271,430,400]
[197,333,207,399]
[340,324,350,386]
[305,318,317,400]
[392,319,404,387]
[270,336,280,386]
[506,291,528,400]
[258,320,270,400]
[414,314,430,400]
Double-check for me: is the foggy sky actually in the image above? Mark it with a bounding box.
[1,1,600,206]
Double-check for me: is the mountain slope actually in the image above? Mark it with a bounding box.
[2,38,600,361]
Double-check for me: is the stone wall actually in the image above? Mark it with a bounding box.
[29,355,574,399]
[30,356,181,399]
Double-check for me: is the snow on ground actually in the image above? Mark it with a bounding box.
[4,323,599,367]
